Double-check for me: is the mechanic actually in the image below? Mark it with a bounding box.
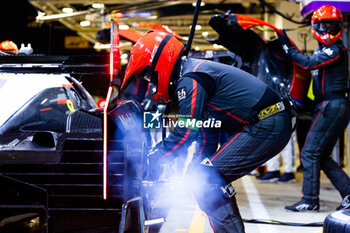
[121,30,294,233]
[279,4,350,212]
[0,40,18,55]
[120,78,149,103]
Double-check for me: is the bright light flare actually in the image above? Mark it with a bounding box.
[192,1,205,7]
[109,52,114,78]
[103,86,113,200]
[119,24,129,30]
[189,25,202,30]
[202,31,209,37]
[80,20,91,27]
[92,3,105,9]
[62,7,73,13]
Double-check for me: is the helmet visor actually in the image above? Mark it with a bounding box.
[313,20,342,36]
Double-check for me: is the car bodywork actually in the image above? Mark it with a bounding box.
[0,72,97,161]
[0,55,147,233]
[209,13,313,112]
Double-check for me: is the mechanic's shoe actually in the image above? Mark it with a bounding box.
[249,169,258,176]
[285,198,319,212]
[277,173,295,183]
[256,166,266,178]
[257,171,280,183]
[336,194,350,210]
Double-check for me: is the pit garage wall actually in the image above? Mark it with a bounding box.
[274,1,318,53]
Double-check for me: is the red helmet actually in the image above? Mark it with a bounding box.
[311,5,343,45]
[121,30,185,102]
[0,40,18,54]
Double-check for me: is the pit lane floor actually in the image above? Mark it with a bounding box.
[149,171,343,233]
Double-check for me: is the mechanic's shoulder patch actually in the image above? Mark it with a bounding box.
[177,88,187,101]
[322,47,334,56]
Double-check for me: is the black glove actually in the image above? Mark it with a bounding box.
[278,29,292,54]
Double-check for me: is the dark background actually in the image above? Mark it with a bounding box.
[0,1,111,99]
[0,0,100,55]
[0,1,255,99]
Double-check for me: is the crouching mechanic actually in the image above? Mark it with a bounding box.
[121,30,294,233]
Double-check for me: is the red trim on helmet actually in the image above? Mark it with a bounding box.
[312,5,343,24]
[121,31,184,99]
[312,28,342,45]
[311,5,343,45]
[152,36,185,102]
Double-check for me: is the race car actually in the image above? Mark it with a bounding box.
[0,21,185,233]
[0,54,148,233]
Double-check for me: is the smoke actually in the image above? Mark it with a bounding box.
[110,101,204,228]
[142,142,199,225]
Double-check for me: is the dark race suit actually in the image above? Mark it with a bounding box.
[287,40,350,201]
[152,58,293,233]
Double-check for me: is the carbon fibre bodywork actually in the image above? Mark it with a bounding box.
[0,55,147,233]
[209,13,313,114]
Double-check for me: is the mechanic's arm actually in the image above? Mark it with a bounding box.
[288,44,342,70]
[278,30,342,70]
[153,76,208,160]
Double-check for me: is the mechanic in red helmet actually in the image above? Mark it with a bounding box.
[0,40,18,55]
[122,30,294,232]
[279,5,350,212]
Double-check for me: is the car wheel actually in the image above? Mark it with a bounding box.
[323,209,350,233]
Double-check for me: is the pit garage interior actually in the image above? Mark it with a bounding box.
[1,0,350,233]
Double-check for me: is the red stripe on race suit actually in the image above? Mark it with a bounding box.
[209,217,217,233]
[300,101,325,163]
[57,99,67,104]
[210,126,246,162]
[191,79,197,117]
[206,103,247,124]
[162,129,191,158]
[297,54,340,70]
[193,60,205,72]
[162,79,198,158]
[40,107,52,111]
